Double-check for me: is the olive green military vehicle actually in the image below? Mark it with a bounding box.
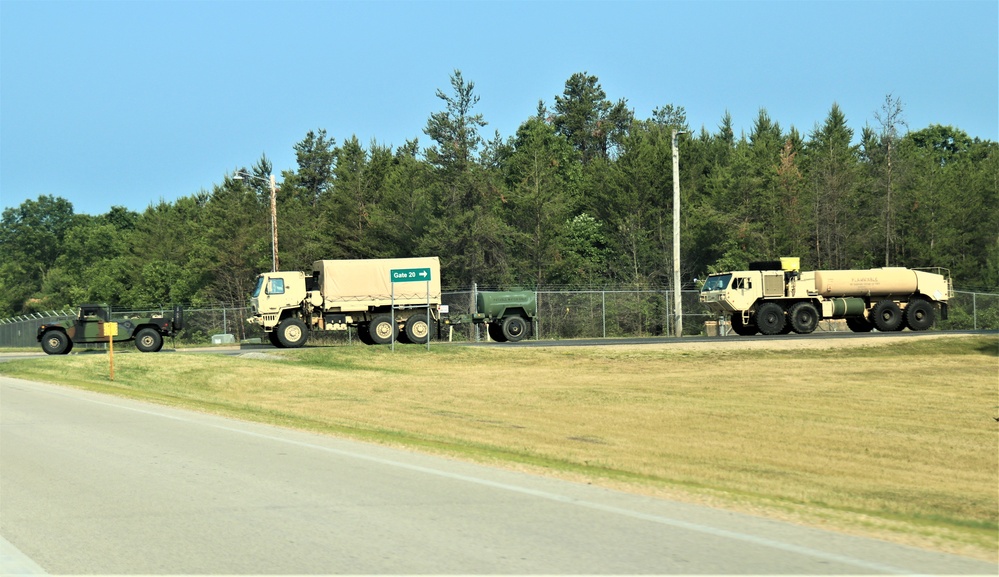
[443,290,537,342]
[37,304,184,354]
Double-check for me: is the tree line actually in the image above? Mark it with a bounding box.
[2,71,997,317]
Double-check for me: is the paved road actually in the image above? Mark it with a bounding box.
[1,376,995,575]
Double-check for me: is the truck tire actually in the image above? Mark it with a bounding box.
[788,302,819,334]
[755,302,786,335]
[845,316,873,332]
[730,315,758,336]
[41,330,71,355]
[368,314,397,345]
[356,323,375,345]
[501,316,529,342]
[487,322,507,342]
[276,318,308,348]
[267,331,282,347]
[905,298,936,331]
[404,314,430,344]
[135,328,164,352]
[871,300,903,332]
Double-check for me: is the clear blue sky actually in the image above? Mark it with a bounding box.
[2,0,996,216]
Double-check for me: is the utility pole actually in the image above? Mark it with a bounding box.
[270,173,279,272]
[672,129,687,338]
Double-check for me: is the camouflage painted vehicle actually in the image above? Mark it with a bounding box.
[37,304,184,354]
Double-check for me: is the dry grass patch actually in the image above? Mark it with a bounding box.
[1,335,996,560]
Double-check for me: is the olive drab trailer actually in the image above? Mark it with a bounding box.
[248,257,442,347]
[37,304,184,354]
[699,258,953,335]
[442,290,537,342]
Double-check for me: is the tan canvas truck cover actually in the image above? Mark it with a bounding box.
[313,257,442,310]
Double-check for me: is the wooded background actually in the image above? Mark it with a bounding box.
[2,71,996,317]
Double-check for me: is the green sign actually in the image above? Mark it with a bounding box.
[391,267,432,282]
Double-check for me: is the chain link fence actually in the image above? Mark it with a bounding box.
[1,289,996,348]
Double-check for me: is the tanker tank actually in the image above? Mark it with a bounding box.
[813,268,919,298]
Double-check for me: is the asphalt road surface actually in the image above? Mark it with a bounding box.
[1,376,995,575]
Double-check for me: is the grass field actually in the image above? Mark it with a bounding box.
[1,334,996,560]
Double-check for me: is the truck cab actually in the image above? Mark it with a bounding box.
[250,271,310,325]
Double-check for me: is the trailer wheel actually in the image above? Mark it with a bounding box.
[368,314,397,345]
[487,322,507,342]
[755,302,786,335]
[135,328,163,352]
[845,316,873,332]
[871,300,903,332]
[41,330,71,355]
[789,302,819,334]
[905,298,936,331]
[501,316,529,342]
[404,314,430,344]
[730,315,758,336]
[277,318,308,348]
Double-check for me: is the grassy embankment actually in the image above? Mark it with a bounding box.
[1,335,996,560]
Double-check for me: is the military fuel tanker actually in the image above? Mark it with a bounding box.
[443,290,537,342]
[699,258,953,335]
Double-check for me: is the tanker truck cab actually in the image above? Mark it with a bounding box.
[700,272,758,312]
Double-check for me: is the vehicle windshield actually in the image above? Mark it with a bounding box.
[252,275,265,298]
[701,274,732,292]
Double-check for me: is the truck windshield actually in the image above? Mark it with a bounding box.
[701,274,732,292]
[252,276,264,298]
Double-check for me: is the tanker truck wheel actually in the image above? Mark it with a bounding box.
[755,303,787,335]
[788,302,819,334]
[276,318,308,348]
[404,314,430,344]
[730,315,758,336]
[904,298,936,331]
[501,316,529,342]
[368,314,398,345]
[871,300,903,332]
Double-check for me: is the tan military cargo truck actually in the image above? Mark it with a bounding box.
[248,257,441,347]
[699,258,953,335]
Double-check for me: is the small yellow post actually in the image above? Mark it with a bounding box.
[104,322,119,381]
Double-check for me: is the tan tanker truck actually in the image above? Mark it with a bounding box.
[699,258,953,335]
[248,257,441,347]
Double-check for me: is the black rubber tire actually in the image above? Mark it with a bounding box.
[501,316,529,342]
[755,302,786,335]
[730,315,758,336]
[276,318,308,348]
[871,300,903,332]
[845,316,874,332]
[267,331,282,347]
[368,314,397,345]
[356,323,375,345]
[404,314,430,344]
[487,323,507,342]
[904,298,936,331]
[788,302,819,334]
[134,328,163,352]
[40,330,70,355]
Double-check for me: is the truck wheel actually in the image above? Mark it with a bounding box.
[135,328,163,352]
[41,330,71,355]
[730,315,758,336]
[277,318,308,348]
[501,316,529,342]
[404,314,430,344]
[368,315,397,345]
[487,323,507,342]
[789,302,819,334]
[755,302,786,335]
[871,300,903,332]
[356,323,375,345]
[845,316,873,332]
[267,331,282,348]
[905,298,936,331]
